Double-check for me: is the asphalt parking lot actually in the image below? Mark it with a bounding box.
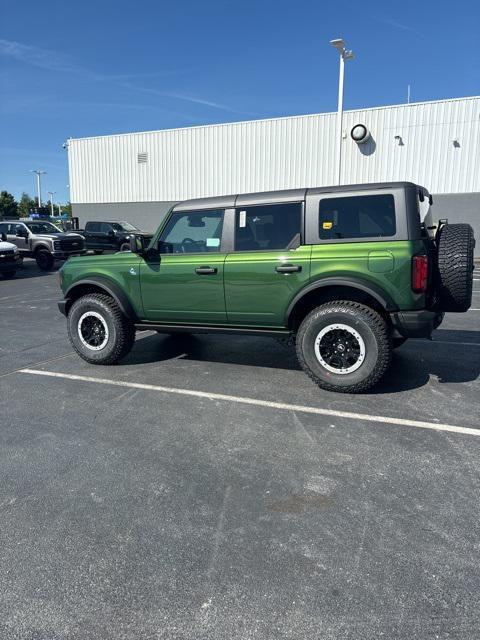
[1,260,480,640]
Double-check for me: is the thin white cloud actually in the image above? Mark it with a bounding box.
[374,17,417,33]
[0,38,88,75]
[0,38,250,116]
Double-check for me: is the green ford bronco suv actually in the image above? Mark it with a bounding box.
[58,182,475,393]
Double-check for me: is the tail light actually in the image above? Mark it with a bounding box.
[412,255,428,293]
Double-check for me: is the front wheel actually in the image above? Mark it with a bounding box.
[119,242,130,252]
[296,301,392,393]
[36,249,54,271]
[67,293,135,364]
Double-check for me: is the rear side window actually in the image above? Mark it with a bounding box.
[319,194,396,240]
[235,202,302,251]
[87,222,100,232]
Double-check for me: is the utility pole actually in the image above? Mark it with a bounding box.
[48,191,56,216]
[330,39,354,185]
[30,170,47,207]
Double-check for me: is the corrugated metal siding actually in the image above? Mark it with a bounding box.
[69,96,480,204]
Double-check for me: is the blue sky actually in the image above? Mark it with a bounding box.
[1,0,479,204]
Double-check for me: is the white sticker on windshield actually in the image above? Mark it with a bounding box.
[239,210,246,228]
[206,237,220,247]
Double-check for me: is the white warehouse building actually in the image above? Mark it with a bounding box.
[68,95,480,252]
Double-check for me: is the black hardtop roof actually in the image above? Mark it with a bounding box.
[173,182,422,211]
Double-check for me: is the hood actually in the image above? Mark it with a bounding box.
[0,240,17,251]
[117,230,152,237]
[35,232,84,240]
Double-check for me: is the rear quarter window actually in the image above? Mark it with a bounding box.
[319,194,396,240]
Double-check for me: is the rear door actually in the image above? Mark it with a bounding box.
[224,202,311,326]
[5,223,29,252]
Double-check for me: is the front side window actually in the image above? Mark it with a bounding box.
[25,222,61,234]
[100,223,113,233]
[159,209,224,254]
[234,202,302,251]
[319,194,396,240]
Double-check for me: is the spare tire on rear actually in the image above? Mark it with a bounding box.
[436,223,475,312]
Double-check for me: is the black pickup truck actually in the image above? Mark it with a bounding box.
[80,221,152,253]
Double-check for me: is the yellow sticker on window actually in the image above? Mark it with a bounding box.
[323,221,333,230]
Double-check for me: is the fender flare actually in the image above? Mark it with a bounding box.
[33,244,51,253]
[65,276,138,321]
[285,277,397,325]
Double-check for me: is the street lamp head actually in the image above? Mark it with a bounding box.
[330,38,354,60]
[330,38,345,51]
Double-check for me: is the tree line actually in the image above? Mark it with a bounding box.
[0,190,72,219]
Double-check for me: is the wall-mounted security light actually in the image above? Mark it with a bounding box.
[453,138,460,148]
[350,124,370,144]
[394,135,404,146]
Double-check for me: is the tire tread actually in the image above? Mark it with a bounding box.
[296,300,392,393]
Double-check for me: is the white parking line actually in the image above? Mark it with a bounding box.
[20,368,480,438]
[429,340,480,347]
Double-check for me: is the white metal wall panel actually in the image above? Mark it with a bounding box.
[69,97,480,204]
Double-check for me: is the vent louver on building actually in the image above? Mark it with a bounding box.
[137,152,148,164]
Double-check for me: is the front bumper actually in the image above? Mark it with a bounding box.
[390,309,444,339]
[0,255,22,272]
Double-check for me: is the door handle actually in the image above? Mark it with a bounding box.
[195,266,217,275]
[275,264,302,274]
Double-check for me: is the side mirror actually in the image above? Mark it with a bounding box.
[1,232,7,242]
[107,229,115,237]
[130,234,144,254]
[17,228,28,238]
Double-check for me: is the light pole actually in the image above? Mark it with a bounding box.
[48,191,56,216]
[330,39,354,185]
[30,170,47,207]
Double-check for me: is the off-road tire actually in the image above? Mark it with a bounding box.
[1,271,16,279]
[296,301,392,393]
[36,249,54,271]
[67,293,135,364]
[436,223,475,312]
[393,337,407,349]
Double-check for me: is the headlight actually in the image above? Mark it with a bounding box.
[13,246,19,254]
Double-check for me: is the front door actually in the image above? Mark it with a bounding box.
[139,208,227,323]
[224,202,311,326]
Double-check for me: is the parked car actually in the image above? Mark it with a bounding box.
[79,221,152,253]
[0,232,23,278]
[57,182,475,393]
[0,221,86,270]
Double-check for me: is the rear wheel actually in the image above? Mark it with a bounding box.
[296,301,392,393]
[35,249,54,271]
[67,293,135,364]
[436,223,475,312]
[1,271,16,279]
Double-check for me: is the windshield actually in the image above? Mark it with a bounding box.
[25,222,62,234]
[111,222,138,232]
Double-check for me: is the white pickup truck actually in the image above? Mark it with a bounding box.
[0,220,86,270]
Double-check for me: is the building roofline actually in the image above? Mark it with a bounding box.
[67,95,480,144]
